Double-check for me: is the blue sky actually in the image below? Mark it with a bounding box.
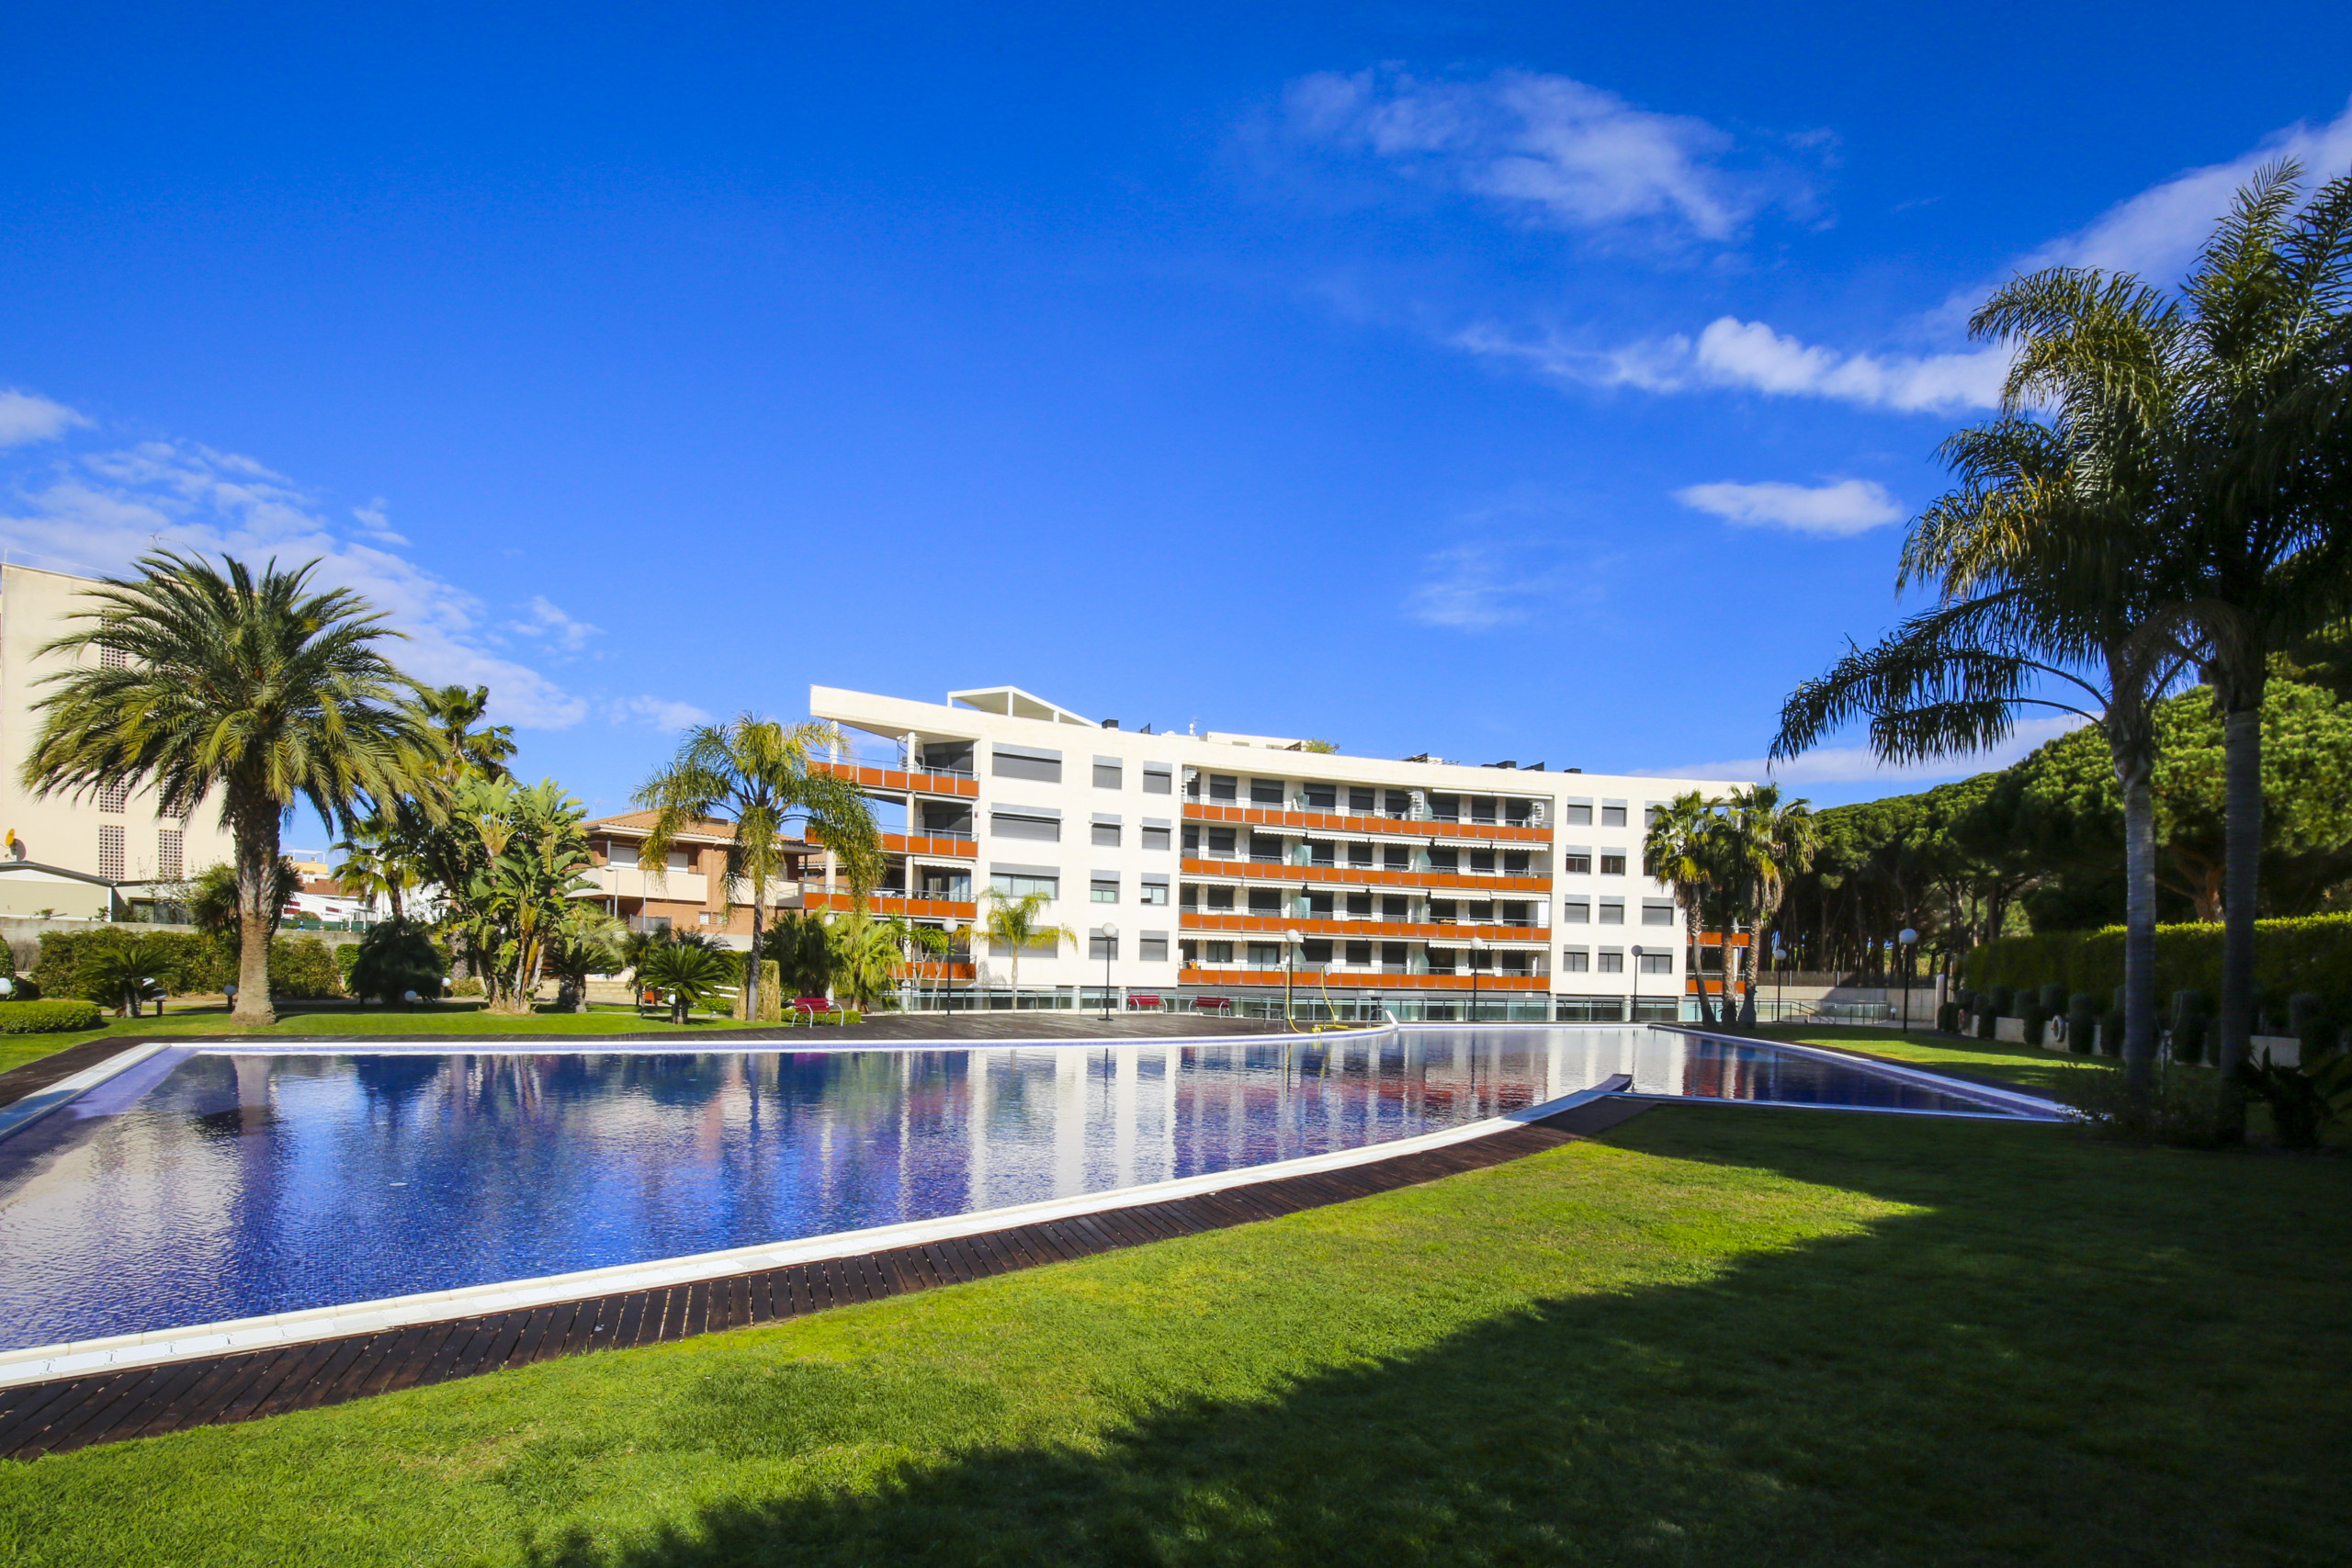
[6,3,2351,827]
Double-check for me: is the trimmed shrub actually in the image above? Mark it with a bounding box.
[2171,989,2210,1066]
[1975,1006,1996,1040]
[2067,994,2099,1055]
[452,976,485,998]
[1987,986,2015,1019]
[346,922,443,1005]
[35,929,231,1000]
[1936,999,1961,1033]
[0,998,104,1033]
[1964,913,2352,1021]
[2021,1003,2050,1047]
[269,936,345,999]
[2099,1009,2125,1056]
[2038,982,2067,1014]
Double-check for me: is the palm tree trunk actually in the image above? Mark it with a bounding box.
[2214,703,2261,1143]
[1741,908,1766,1029]
[2120,764,2160,1117]
[231,789,278,1028]
[1686,905,1714,1026]
[746,892,765,1022]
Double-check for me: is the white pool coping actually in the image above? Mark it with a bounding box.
[1654,1024,2067,1120]
[0,1057,1598,1392]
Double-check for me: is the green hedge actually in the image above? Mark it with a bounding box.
[1964,914,2352,1023]
[32,929,346,1001]
[0,998,104,1033]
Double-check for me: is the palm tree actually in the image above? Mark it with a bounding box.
[2161,164,2352,1134]
[1718,785,1819,1027]
[21,553,440,1027]
[79,931,166,1018]
[634,716,882,1025]
[419,684,516,784]
[636,939,737,1024]
[976,887,1072,1002]
[331,813,416,923]
[828,911,915,1011]
[1643,791,1723,1025]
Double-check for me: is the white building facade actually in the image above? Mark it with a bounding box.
[810,684,1747,1021]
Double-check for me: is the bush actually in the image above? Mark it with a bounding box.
[452,976,484,998]
[269,936,345,999]
[2099,1010,2126,1056]
[2020,1004,2049,1047]
[34,929,231,1000]
[0,998,104,1033]
[335,942,363,983]
[2067,995,2099,1055]
[1987,986,2015,1019]
[2173,1013,2209,1066]
[346,922,443,1005]
[2052,1061,2223,1146]
[1975,1006,1996,1040]
[2038,982,2067,1014]
[1965,913,2352,1021]
[1937,999,1961,1033]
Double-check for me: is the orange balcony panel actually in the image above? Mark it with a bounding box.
[1180,802,1550,843]
[1175,967,1548,991]
[802,891,977,921]
[877,831,978,860]
[809,759,980,799]
[1177,913,1550,943]
[1179,858,1547,894]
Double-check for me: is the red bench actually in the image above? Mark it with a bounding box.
[792,996,846,1026]
[1126,994,1163,1011]
[1193,996,1232,1016]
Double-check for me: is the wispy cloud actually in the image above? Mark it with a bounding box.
[1675,477,1904,537]
[350,496,409,546]
[612,695,712,731]
[0,434,589,728]
[1283,67,1812,246]
[1651,715,2086,787]
[508,594,602,655]
[1402,522,1616,632]
[0,389,90,447]
[1458,315,2007,412]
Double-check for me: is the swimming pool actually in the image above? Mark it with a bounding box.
[0,1026,2043,1350]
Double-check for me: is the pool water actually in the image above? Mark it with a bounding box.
[0,1028,2030,1348]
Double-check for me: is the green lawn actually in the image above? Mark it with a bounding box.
[3,1106,2346,1565]
[0,1003,741,1076]
[1741,1022,2094,1094]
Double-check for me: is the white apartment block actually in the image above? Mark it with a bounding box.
[0,563,235,919]
[810,684,1747,1021]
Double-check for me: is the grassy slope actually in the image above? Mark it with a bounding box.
[2,1108,2346,1566]
[1742,1023,2091,1093]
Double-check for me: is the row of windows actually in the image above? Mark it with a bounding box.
[1559,948,1675,974]
[94,826,186,882]
[992,811,1173,848]
[1563,899,1678,925]
[1182,886,1540,922]
[1183,940,1550,974]
[989,931,1173,962]
[991,746,1175,794]
[989,872,1170,907]
[1179,776,1657,830]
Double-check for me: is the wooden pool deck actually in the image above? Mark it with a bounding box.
[0,1039,1648,1462]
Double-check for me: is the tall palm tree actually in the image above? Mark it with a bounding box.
[331,812,416,923]
[1719,784,1818,1027]
[419,684,516,784]
[2162,164,2352,1134]
[1642,791,1723,1025]
[634,715,882,1024]
[21,552,439,1027]
[976,887,1071,1001]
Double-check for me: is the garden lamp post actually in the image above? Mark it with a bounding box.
[1899,928,1918,1032]
[1283,929,1303,1029]
[1468,935,1488,1023]
[1630,945,1642,1025]
[1098,922,1118,1021]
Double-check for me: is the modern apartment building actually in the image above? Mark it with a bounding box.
[808,684,1747,1020]
[0,563,236,919]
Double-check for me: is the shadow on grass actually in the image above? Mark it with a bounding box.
[509,1112,2352,1568]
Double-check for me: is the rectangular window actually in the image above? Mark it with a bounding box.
[1426,947,1457,975]
[1599,950,1625,974]
[1345,891,1372,917]
[1505,797,1533,827]
[992,745,1062,784]
[989,933,1058,956]
[1561,852,1591,874]
[1207,827,1237,856]
[1564,801,1593,826]
[1140,878,1170,907]
[1430,898,1458,923]
[1304,782,1336,810]
[1642,900,1675,926]
[1382,895,1408,921]
[1601,803,1628,828]
[1380,941,1408,968]
[1207,885,1235,911]
[1428,847,1458,874]
[1347,840,1373,867]
[1141,819,1171,852]
[1089,930,1119,960]
[1092,760,1123,789]
[1143,764,1172,795]
[1091,876,1119,903]
[1500,901,1532,926]
[1206,941,1233,964]
[1469,795,1497,825]
[1345,940,1372,965]
[1503,851,1530,874]
[992,810,1061,842]
[1245,942,1280,968]
[1180,884,1200,910]
[99,781,130,814]
[1466,899,1494,922]
[1305,891,1333,919]
[1348,787,1374,813]
[1383,844,1408,871]
[1139,932,1170,963]
[1562,948,1590,973]
[1210,774,1238,802]
[1384,789,1412,817]
[1563,898,1591,923]
[1599,899,1625,925]
[98,824,126,881]
[1250,777,1284,806]
[1306,839,1335,866]
[1428,793,1458,821]
[1644,802,1665,827]
[1180,939,1198,964]
[1600,853,1627,875]
[1182,824,1200,854]
[157,828,183,882]
[1248,887,1280,915]
[1640,952,1673,974]
[1500,951,1531,976]
[1091,818,1121,848]
[1468,849,1494,874]
[989,871,1060,900]
[666,848,691,874]
[1300,939,1333,965]
[1248,834,1283,862]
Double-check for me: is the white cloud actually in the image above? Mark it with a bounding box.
[1457,315,2008,412]
[509,594,602,655]
[1674,477,1904,537]
[0,435,589,728]
[0,390,90,447]
[613,696,712,732]
[1402,531,1611,632]
[1651,715,2086,787]
[351,496,409,546]
[2027,96,2352,285]
[1284,67,1804,244]
[1404,543,1539,630]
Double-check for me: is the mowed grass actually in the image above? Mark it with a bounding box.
[3,1106,2347,1566]
[1742,1022,2090,1093]
[0,1003,736,1075]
